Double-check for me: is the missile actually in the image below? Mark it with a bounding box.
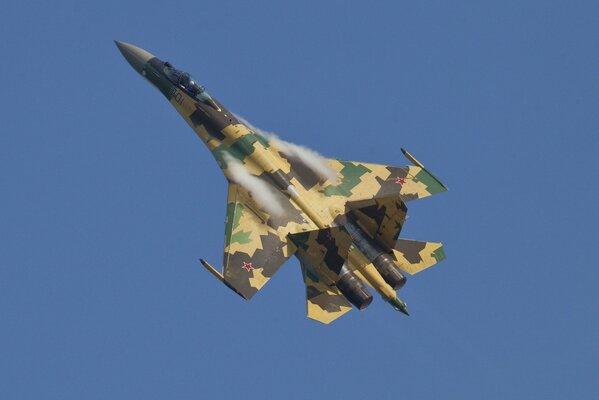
[199,259,224,282]
[401,148,448,191]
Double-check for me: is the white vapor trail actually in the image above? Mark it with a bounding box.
[234,114,339,183]
[223,154,285,217]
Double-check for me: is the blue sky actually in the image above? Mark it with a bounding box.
[1,1,598,398]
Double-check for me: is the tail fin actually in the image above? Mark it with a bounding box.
[346,196,408,251]
[392,239,445,275]
[289,226,353,276]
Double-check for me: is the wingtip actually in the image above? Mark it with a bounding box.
[199,259,224,282]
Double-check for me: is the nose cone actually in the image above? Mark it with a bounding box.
[114,40,155,74]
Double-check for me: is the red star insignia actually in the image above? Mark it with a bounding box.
[395,177,406,185]
[241,262,254,272]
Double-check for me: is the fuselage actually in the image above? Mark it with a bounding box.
[116,41,410,314]
[148,52,335,223]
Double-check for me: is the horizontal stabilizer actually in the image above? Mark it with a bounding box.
[301,261,352,324]
[392,239,445,275]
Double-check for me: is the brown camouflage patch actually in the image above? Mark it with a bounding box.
[392,239,445,275]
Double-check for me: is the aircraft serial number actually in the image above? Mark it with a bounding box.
[172,91,185,106]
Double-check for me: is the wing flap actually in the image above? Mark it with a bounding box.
[289,226,353,279]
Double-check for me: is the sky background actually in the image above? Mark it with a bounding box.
[1,1,598,399]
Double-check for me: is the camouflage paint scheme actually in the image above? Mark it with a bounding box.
[116,41,448,324]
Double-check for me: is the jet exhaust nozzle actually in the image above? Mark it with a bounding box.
[336,270,374,310]
[373,253,407,290]
[345,217,407,290]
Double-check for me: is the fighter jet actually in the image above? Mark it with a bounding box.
[115,41,447,324]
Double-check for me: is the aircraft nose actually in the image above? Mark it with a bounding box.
[114,40,155,74]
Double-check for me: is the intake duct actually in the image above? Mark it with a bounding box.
[336,270,374,310]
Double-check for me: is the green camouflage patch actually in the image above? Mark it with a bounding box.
[224,202,244,248]
[142,63,174,98]
[231,230,252,245]
[431,245,446,262]
[322,161,371,197]
[413,168,447,195]
[211,133,265,167]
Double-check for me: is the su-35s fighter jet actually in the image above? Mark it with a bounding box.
[116,41,447,324]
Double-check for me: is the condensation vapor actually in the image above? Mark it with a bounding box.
[223,154,285,217]
[234,115,339,183]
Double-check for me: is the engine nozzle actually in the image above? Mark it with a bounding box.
[373,253,407,290]
[336,270,374,310]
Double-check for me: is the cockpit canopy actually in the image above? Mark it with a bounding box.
[163,62,213,104]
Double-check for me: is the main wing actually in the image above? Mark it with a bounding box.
[221,183,309,299]
[321,156,447,205]
[270,147,447,227]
